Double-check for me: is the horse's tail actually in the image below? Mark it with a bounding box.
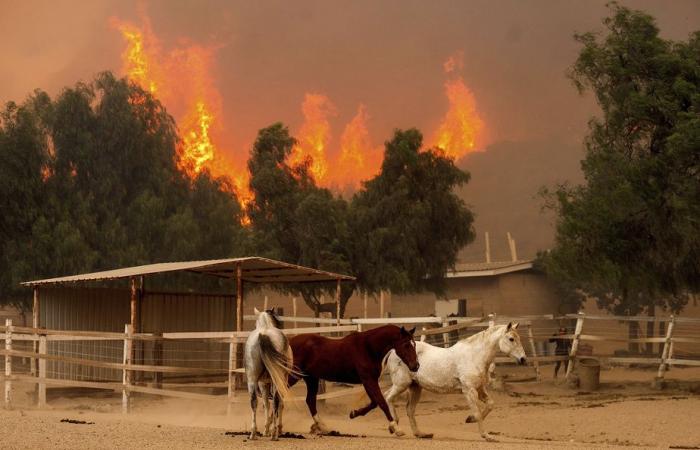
[258,332,295,403]
[380,351,392,376]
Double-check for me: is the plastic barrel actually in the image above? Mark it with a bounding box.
[578,357,601,391]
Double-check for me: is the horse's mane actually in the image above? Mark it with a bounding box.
[461,324,505,344]
[266,309,282,329]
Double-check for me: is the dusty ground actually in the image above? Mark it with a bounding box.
[2,366,700,449]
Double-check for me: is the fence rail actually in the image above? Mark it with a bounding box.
[1,311,699,413]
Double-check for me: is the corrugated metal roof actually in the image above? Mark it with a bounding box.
[446,260,534,278]
[21,257,355,286]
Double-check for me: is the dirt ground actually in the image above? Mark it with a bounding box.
[2,366,700,449]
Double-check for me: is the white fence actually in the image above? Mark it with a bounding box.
[1,312,699,413]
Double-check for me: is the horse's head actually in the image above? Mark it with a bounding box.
[394,326,419,372]
[253,307,282,329]
[498,322,527,365]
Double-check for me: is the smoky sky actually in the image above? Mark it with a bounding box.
[2,0,698,259]
[3,0,698,149]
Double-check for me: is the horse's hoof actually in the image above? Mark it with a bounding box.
[249,433,257,440]
[465,415,476,423]
[349,410,357,419]
[394,429,405,437]
[416,433,433,439]
[483,434,497,442]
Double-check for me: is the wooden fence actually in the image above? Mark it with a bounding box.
[0,312,698,413]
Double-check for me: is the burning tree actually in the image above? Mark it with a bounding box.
[247,124,475,317]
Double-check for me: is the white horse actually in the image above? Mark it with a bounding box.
[244,308,295,440]
[383,322,527,441]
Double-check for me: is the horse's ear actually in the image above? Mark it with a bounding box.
[400,326,407,335]
[512,322,519,330]
[409,327,416,336]
[507,322,512,331]
[253,307,260,316]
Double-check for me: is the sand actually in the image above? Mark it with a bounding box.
[1,366,699,449]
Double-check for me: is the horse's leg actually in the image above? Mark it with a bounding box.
[304,377,330,434]
[248,382,259,440]
[406,385,432,438]
[271,390,281,441]
[259,382,272,437]
[357,376,405,437]
[276,391,284,436]
[465,385,494,422]
[462,384,494,442]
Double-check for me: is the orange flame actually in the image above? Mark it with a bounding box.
[289,93,337,182]
[432,53,485,160]
[337,104,382,188]
[112,15,253,216]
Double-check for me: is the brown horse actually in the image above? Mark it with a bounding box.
[288,325,419,436]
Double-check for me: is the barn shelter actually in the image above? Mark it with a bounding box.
[19,257,354,382]
[22,257,355,332]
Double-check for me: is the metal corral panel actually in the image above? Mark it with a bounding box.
[40,287,129,382]
[40,287,235,382]
[139,292,235,379]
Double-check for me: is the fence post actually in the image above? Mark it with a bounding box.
[38,334,47,407]
[4,318,12,409]
[153,332,163,389]
[656,315,675,382]
[527,324,541,381]
[420,326,427,342]
[122,324,132,414]
[442,320,450,348]
[565,312,585,380]
[227,335,236,416]
[292,297,298,329]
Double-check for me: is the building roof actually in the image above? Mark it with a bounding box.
[21,257,355,287]
[446,260,534,278]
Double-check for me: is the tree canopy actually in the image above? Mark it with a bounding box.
[1,71,476,316]
[541,4,700,315]
[246,124,475,317]
[0,73,247,311]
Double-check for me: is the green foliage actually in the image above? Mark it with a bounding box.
[247,125,476,316]
[351,129,475,295]
[542,4,700,315]
[0,72,246,310]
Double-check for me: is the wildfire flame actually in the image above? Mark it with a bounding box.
[289,93,337,182]
[337,104,382,188]
[113,14,485,205]
[112,15,253,215]
[432,52,486,159]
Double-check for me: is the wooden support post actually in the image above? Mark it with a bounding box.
[335,279,341,326]
[31,288,39,377]
[363,292,368,319]
[656,316,675,380]
[153,332,163,389]
[4,318,12,409]
[234,262,243,392]
[485,231,491,263]
[488,313,496,328]
[380,291,385,318]
[236,263,243,332]
[38,334,47,407]
[527,324,541,381]
[227,336,236,416]
[122,324,133,414]
[292,297,298,328]
[442,320,450,348]
[420,326,427,342]
[263,295,269,311]
[565,312,585,380]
